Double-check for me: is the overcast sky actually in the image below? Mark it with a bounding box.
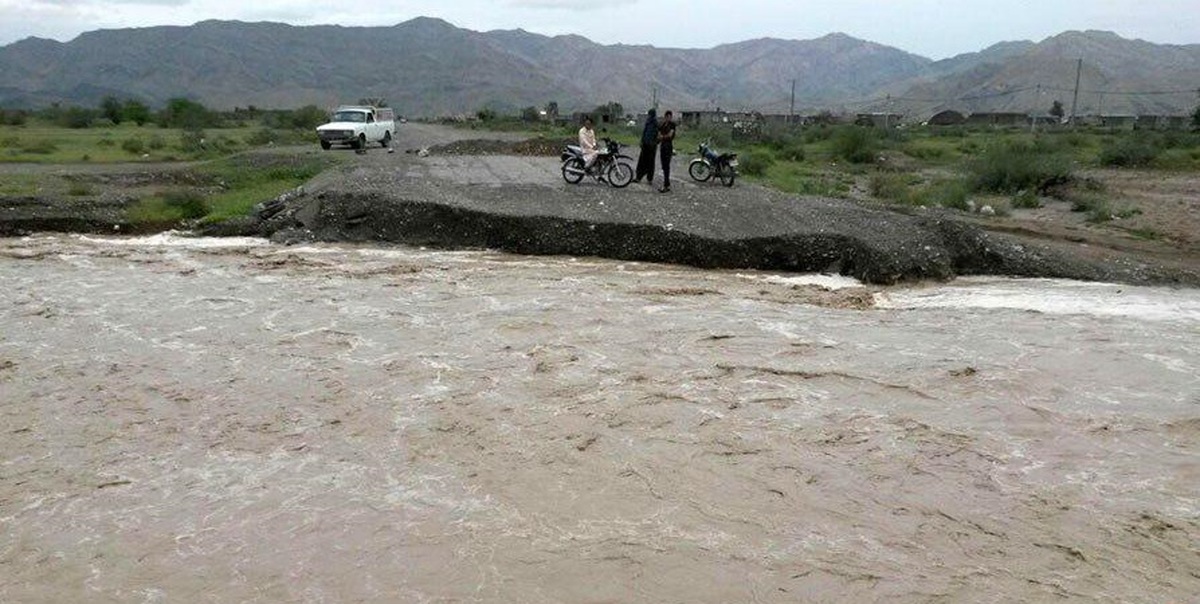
[1,0,1197,58]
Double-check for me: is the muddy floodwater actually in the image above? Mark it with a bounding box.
[1,233,1198,603]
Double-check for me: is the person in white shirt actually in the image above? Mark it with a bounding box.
[578,117,599,170]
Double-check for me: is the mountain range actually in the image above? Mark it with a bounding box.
[1,17,1197,119]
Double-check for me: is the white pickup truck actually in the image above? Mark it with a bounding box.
[316,105,395,150]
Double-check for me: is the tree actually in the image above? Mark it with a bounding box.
[1050,100,1065,121]
[122,100,151,126]
[1193,103,1200,130]
[59,106,95,129]
[591,101,624,124]
[159,98,217,129]
[520,106,540,122]
[544,101,559,119]
[0,109,27,126]
[100,96,123,124]
[290,105,329,129]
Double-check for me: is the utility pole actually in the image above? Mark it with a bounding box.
[651,86,659,111]
[1069,58,1082,128]
[789,79,796,124]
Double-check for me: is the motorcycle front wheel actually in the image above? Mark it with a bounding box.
[606,161,634,188]
[688,159,712,182]
[717,164,736,187]
[561,158,585,184]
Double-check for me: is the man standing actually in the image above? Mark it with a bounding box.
[634,108,658,185]
[657,110,677,193]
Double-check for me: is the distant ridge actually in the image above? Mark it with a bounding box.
[0,19,1196,118]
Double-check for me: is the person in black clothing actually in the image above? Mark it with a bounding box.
[633,108,658,185]
[657,110,677,193]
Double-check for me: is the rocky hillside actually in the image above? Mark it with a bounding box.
[0,19,1197,118]
[879,31,1200,116]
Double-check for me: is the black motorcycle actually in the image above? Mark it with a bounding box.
[561,137,634,188]
[688,141,738,187]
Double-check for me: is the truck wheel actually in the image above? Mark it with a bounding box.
[381,131,392,148]
[320,140,331,150]
[355,134,366,150]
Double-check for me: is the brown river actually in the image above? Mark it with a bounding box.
[2,233,1198,603]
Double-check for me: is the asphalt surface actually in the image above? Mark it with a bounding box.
[248,123,1200,285]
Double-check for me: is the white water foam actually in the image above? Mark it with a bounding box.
[75,232,271,249]
[740,273,865,291]
[875,277,1200,323]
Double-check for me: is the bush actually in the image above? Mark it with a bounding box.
[831,126,879,164]
[121,137,145,155]
[916,178,971,210]
[803,124,834,144]
[0,109,27,126]
[869,173,915,202]
[21,139,58,155]
[902,142,947,161]
[58,107,95,129]
[760,128,806,162]
[1012,189,1041,209]
[777,142,805,162]
[148,134,167,150]
[969,140,1072,194]
[161,189,209,219]
[179,128,207,153]
[1098,137,1159,167]
[246,128,277,146]
[738,150,775,176]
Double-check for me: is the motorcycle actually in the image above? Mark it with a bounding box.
[561,137,634,188]
[688,141,738,187]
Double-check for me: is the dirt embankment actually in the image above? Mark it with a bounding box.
[3,126,1199,286]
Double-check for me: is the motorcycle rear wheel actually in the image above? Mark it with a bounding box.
[717,164,736,187]
[561,158,585,184]
[607,161,634,188]
[689,159,712,182]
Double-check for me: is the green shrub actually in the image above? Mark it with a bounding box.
[917,178,972,210]
[869,173,915,202]
[831,126,879,164]
[775,142,805,162]
[67,181,93,196]
[148,134,166,150]
[121,137,145,155]
[738,150,775,176]
[902,142,947,160]
[161,189,209,219]
[759,128,806,162]
[1098,137,1158,167]
[803,124,834,144]
[247,128,277,146]
[1062,132,1089,148]
[179,128,208,153]
[969,140,1072,194]
[1012,189,1041,209]
[21,139,58,155]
